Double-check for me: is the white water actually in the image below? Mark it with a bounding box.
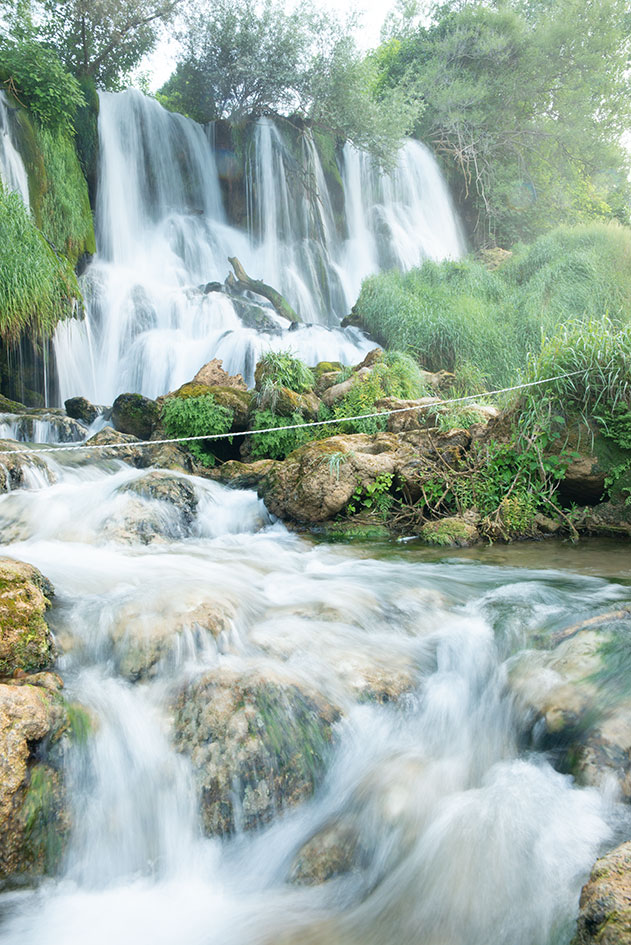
[53,90,464,404]
[0,91,30,207]
[0,458,628,945]
[0,412,88,444]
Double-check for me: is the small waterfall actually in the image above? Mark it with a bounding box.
[0,91,30,207]
[53,90,465,405]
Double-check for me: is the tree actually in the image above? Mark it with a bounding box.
[374,0,631,245]
[0,0,180,89]
[159,0,422,167]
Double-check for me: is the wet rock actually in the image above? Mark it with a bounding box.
[289,821,359,885]
[64,396,100,425]
[509,611,631,796]
[192,358,247,391]
[0,411,88,443]
[572,842,631,945]
[111,393,160,440]
[207,459,278,489]
[257,386,321,420]
[119,470,198,526]
[375,396,441,434]
[110,594,234,681]
[0,558,55,677]
[173,665,340,836]
[0,680,70,881]
[0,441,54,493]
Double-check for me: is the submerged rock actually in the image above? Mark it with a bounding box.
[173,665,340,836]
[0,558,55,677]
[572,842,631,945]
[289,821,360,885]
[119,470,198,525]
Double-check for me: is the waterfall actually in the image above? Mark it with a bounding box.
[0,91,30,207]
[53,90,464,405]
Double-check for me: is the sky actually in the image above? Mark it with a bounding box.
[145,0,397,90]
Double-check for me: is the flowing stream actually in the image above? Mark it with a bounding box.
[0,458,630,945]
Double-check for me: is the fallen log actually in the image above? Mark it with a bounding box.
[226,256,300,324]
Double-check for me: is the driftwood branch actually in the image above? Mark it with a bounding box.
[226,257,300,324]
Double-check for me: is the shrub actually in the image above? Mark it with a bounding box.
[161,393,234,466]
[0,41,84,135]
[249,408,313,459]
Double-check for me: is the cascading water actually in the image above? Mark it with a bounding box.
[53,89,464,404]
[0,457,628,945]
[0,91,30,207]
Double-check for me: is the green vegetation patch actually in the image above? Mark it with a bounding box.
[161,393,234,467]
[0,184,80,344]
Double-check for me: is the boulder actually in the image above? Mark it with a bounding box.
[173,664,340,836]
[203,386,253,429]
[64,397,100,425]
[419,514,480,547]
[375,397,441,434]
[119,470,198,527]
[258,429,470,525]
[0,441,55,493]
[0,677,70,881]
[207,459,278,490]
[321,369,372,407]
[192,358,247,391]
[111,393,160,440]
[572,842,631,945]
[0,558,55,678]
[85,428,193,473]
[258,386,321,420]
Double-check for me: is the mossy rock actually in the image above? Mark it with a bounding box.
[172,383,215,400]
[203,386,253,430]
[312,361,343,379]
[266,386,320,420]
[0,558,55,677]
[111,393,160,440]
[419,516,479,547]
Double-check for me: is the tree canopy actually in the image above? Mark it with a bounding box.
[374,0,631,245]
[158,0,421,167]
[0,0,179,89]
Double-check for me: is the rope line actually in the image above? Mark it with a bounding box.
[0,371,583,458]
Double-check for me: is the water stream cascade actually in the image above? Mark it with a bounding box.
[0,89,629,945]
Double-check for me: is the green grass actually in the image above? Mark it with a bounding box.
[352,223,631,389]
[0,183,80,343]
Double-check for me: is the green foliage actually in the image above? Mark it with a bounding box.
[249,409,312,460]
[1,0,179,90]
[0,39,84,134]
[375,0,631,244]
[161,0,419,165]
[0,183,80,342]
[33,123,95,262]
[346,474,394,518]
[353,224,631,388]
[161,393,234,466]
[256,350,315,393]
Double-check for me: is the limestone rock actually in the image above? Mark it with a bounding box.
[0,679,69,880]
[111,393,160,440]
[85,428,192,473]
[375,397,441,434]
[0,558,55,677]
[572,842,631,945]
[119,470,198,526]
[207,459,278,489]
[203,386,253,429]
[419,515,480,547]
[192,358,247,391]
[0,441,55,493]
[173,664,340,836]
[321,369,372,407]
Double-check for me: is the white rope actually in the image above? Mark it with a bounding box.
[0,371,583,457]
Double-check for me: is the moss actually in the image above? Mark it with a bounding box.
[0,564,54,677]
[173,383,216,400]
[111,393,160,440]
[20,763,66,874]
[312,361,343,378]
[420,516,478,547]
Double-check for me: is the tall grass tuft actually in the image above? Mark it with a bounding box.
[0,184,80,343]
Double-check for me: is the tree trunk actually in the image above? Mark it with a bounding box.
[226,257,300,324]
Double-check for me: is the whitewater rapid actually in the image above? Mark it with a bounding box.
[0,456,628,945]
